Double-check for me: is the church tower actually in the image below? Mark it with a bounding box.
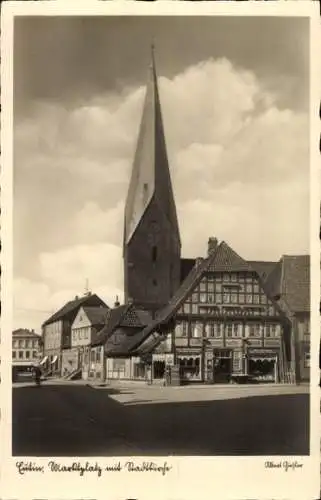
[123,45,181,314]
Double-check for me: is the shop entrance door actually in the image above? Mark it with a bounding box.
[213,350,232,383]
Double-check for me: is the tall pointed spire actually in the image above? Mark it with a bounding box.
[124,44,181,248]
[123,45,181,312]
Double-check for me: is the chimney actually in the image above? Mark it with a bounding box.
[114,295,120,308]
[75,295,79,300]
[208,237,218,256]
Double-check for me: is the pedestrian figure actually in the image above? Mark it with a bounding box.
[32,365,42,386]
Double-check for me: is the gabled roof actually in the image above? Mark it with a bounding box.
[92,304,152,348]
[82,306,110,326]
[266,255,310,314]
[13,328,41,338]
[248,261,277,281]
[42,293,108,326]
[129,241,285,353]
[207,242,253,272]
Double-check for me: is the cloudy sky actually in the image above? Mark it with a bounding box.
[13,15,310,332]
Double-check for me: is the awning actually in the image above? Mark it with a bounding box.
[250,356,276,362]
[39,356,48,365]
[50,355,58,364]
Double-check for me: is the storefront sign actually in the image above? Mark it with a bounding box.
[166,354,174,366]
[250,348,276,354]
[225,339,242,347]
[153,354,166,362]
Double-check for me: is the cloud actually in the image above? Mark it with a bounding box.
[14,57,309,330]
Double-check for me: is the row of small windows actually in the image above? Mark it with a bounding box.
[181,302,275,316]
[196,282,262,294]
[200,273,256,283]
[72,327,90,341]
[175,321,280,339]
[186,292,268,305]
[12,339,39,348]
[12,350,38,359]
[83,348,103,365]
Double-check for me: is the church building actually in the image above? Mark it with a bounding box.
[41,46,308,386]
[117,46,305,384]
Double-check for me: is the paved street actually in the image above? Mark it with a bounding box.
[12,381,309,456]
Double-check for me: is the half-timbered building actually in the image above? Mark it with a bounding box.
[133,239,293,384]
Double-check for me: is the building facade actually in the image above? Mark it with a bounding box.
[265,255,310,382]
[12,328,42,378]
[42,293,108,376]
[61,305,109,377]
[133,240,292,385]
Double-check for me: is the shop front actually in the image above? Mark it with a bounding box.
[176,352,202,383]
[152,353,175,382]
[248,349,279,383]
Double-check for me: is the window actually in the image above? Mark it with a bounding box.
[183,304,190,314]
[205,322,221,338]
[231,274,237,282]
[261,295,267,304]
[152,246,157,262]
[223,273,230,282]
[267,324,279,337]
[12,340,18,348]
[181,321,188,337]
[32,351,37,358]
[226,323,233,337]
[200,282,207,292]
[304,352,310,368]
[233,323,241,337]
[208,283,214,292]
[223,293,230,304]
[18,351,23,359]
[246,295,253,304]
[215,283,222,292]
[249,323,261,337]
[91,350,96,363]
[191,304,198,314]
[239,294,245,303]
[253,295,260,304]
[208,293,214,303]
[25,350,30,359]
[191,293,198,303]
[246,284,252,293]
[18,339,24,348]
[12,351,16,359]
[175,323,183,337]
[193,322,203,338]
[253,284,260,293]
[253,323,261,337]
[200,293,207,303]
[216,294,222,304]
[113,358,126,370]
[231,294,237,304]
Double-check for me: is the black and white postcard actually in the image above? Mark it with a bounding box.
[1,1,320,499]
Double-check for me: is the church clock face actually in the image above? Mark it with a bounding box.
[147,221,161,245]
